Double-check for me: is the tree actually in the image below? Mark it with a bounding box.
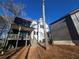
[0,0,25,51]
[0,0,25,17]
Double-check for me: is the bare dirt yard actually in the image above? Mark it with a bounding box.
[34,45,79,59]
[0,45,79,59]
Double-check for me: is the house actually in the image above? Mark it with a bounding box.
[30,18,49,43]
[8,17,32,40]
[6,17,32,48]
[50,8,79,45]
[0,16,32,49]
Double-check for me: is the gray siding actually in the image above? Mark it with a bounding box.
[50,9,79,45]
[51,18,71,41]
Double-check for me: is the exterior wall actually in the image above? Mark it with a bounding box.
[8,17,32,40]
[50,9,79,45]
[65,15,79,41]
[71,12,79,35]
[51,10,79,45]
[51,18,75,45]
[51,19,72,40]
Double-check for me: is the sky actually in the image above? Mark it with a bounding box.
[0,0,79,25]
[24,0,79,25]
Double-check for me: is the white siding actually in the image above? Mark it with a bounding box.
[71,12,79,35]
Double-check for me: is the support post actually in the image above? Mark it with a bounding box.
[16,26,21,48]
[42,0,49,49]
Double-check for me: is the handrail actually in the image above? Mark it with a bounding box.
[8,34,21,40]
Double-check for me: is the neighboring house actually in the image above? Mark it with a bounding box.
[0,16,32,48]
[30,20,38,41]
[5,17,32,48]
[9,17,32,40]
[50,8,79,45]
[30,18,49,42]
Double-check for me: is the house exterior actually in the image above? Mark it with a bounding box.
[8,17,32,40]
[0,16,32,48]
[50,9,79,45]
[30,18,49,43]
[6,17,32,48]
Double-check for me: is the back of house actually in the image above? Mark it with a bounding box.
[50,8,79,45]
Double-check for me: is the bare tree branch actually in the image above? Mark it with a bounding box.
[0,0,25,17]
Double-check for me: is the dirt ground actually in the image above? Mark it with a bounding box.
[0,45,79,59]
[28,45,79,59]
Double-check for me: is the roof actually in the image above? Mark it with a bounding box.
[50,8,79,25]
[14,17,33,28]
[11,23,32,32]
[15,17,32,23]
[69,8,79,15]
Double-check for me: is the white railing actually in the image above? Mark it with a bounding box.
[8,34,20,40]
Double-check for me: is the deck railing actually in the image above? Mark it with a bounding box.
[8,34,21,40]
